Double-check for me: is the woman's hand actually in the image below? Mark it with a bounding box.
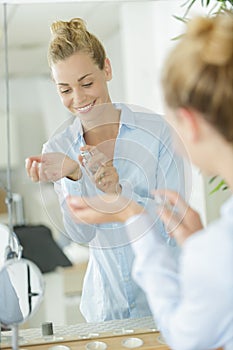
[94,161,121,194]
[25,152,82,182]
[153,190,204,246]
[79,145,121,194]
[66,194,144,225]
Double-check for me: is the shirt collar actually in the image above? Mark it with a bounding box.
[114,103,137,130]
[70,103,136,145]
[69,117,84,145]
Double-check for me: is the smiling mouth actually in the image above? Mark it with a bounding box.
[76,100,96,113]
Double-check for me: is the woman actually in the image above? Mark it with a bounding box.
[67,13,233,349]
[25,18,184,322]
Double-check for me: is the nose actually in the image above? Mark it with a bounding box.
[72,86,86,106]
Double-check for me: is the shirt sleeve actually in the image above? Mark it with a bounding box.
[127,213,226,350]
[0,268,23,325]
[53,179,96,244]
[42,140,96,244]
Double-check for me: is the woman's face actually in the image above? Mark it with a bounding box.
[51,52,112,117]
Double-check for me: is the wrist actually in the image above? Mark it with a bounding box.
[66,163,82,181]
[115,183,122,194]
[117,200,144,223]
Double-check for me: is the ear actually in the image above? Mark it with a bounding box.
[178,108,200,142]
[104,58,112,81]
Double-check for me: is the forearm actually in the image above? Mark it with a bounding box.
[127,214,225,350]
[54,179,96,244]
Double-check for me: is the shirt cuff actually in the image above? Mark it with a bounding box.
[125,212,165,253]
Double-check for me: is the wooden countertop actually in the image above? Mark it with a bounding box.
[1,330,169,350]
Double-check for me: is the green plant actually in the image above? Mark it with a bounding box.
[209,176,228,194]
[181,0,233,18]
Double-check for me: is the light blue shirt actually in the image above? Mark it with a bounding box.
[43,103,184,322]
[0,267,23,325]
[129,195,233,350]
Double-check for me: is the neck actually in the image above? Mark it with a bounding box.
[82,103,120,130]
[82,104,121,146]
[215,143,233,193]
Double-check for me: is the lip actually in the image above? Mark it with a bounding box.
[76,100,96,114]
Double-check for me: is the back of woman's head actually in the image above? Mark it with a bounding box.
[162,12,233,142]
[48,18,106,70]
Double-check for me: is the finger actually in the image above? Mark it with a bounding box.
[30,161,40,182]
[159,202,179,224]
[105,160,113,167]
[89,152,107,167]
[68,206,107,225]
[95,174,113,190]
[78,154,84,165]
[152,189,188,214]
[95,163,117,180]
[26,155,43,166]
[25,158,33,176]
[67,196,89,210]
[99,173,115,186]
[95,166,107,182]
[68,194,127,214]
[80,145,95,154]
[25,156,43,177]
[154,189,185,206]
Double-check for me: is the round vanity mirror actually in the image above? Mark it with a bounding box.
[0,258,44,326]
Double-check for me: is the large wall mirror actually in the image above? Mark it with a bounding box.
[0,0,229,331]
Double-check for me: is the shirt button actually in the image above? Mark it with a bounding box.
[130,303,135,309]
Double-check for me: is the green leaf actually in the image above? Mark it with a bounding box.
[209,175,218,184]
[182,0,197,18]
[208,175,229,195]
[173,15,189,23]
[171,34,185,41]
[178,0,233,22]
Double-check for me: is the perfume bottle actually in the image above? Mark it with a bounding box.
[80,149,108,176]
[80,149,92,166]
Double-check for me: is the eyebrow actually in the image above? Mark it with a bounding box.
[57,73,93,86]
[78,73,92,82]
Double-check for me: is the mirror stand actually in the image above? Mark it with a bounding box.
[12,325,19,350]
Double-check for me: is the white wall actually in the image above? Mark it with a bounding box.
[119,0,209,223]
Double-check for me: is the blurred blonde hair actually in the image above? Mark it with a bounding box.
[48,18,106,70]
[162,12,233,142]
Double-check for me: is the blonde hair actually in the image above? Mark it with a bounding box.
[48,18,106,70]
[162,12,233,142]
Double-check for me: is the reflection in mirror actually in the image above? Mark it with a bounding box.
[0,258,44,350]
[0,223,22,268]
[0,258,44,326]
[0,0,209,331]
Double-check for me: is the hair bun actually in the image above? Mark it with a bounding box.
[186,13,233,66]
[69,18,87,32]
[50,18,87,38]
